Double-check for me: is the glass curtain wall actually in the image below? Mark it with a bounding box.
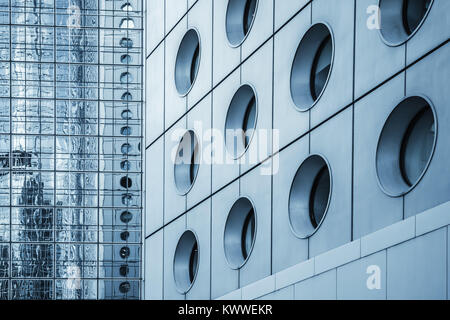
[0,0,142,300]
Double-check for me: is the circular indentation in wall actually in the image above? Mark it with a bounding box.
[121,193,133,205]
[225,0,258,47]
[174,29,201,96]
[121,109,133,120]
[120,72,133,84]
[120,176,132,189]
[288,154,332,239]
[174,130,200,195]
[119,18,135,29]
[119,264,129,277]
[290,23,334,112]
[120,37,133,48]
[120,246,130,259]
[120,126,132,136]
[120,54,132,64]
[119,281,130,293]
[121,143,131,155]
[120,160,131,171]
[121,92,132,101]
[224,84,258,159]
[120,231,130,241]
[173,230,199,294]
[120,211,133,223]
[376,96,436,197]
[223,197,256,269]
[378,0,433,46]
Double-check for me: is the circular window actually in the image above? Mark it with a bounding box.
[224,84,257,159]
[290,23,334,112]
[175,29,201,96]
[379,0,433,46]
[121,193,133,205]
[120,246,130,259]
[376,96,436,197]
[120,54,132,64]
[173,230,199,294]
[120,72,133,84]
[120,37,133,48]
[288,154,332,238]
[120,176,132,188]
[225,0,258,47]
[224,197,256,269]
[121,109,133,120]
[119,18,135,29]
[121,143,132,155]
[119,281,130,293]
[119,264,129,277]
[174,130,200,195]
[120,160,131,171]
[120,231,129,241]
[120,211,133,223]
[120,126,132,136]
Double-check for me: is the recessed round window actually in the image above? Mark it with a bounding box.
[120,176,132,188]
[224,197,256,269]
[174,130,200,195]
[120,126,132,136]
[379,0,433,46]
[175,29,201,96]
[119,281,130,293]
[225,0,258,47]
[121,193,132,205]
[121,2,133,12]
[119,264,129,277]
[120,54,132,64]
[121,109,133,120]
[120,37,133,48]
[376,96,436,197]
[119,18,135,29]
[290,23,334,111]
[288,154,332,238]
[120,246,130,259]
[173,230,199,294]
[121,143,132,155]
[120,210,133,223]
[224,84,257,159]
[120,160,131,171]
[121,92,132,101]
[120,231,129,241]
[120,72,133,84]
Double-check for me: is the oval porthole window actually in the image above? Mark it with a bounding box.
[379,0,433,46]
[174,130,200,195]
[121,193,133,205]
[120,231,130,241]
[376,96,436,197]
[120,160,131,171]
[120,126,132,136]
[120,176,132,188]
[173,230,199,294]
[120,72,133,84]
[119,281,130,293]
[225,0,258,46]
[290,23,333,111]
[120,37,133,48]
[224,84,257,159]
[121,2,133,12]
[224,197,256,269]
[121,109,133,120]
[120,246,130,259]
[120,210,133,223]
[174,29,200,96]
[121,143,132,155]
[120,54,132,64]
[288,154,332,238]
[119,264,129,277]
[119,18,135,29]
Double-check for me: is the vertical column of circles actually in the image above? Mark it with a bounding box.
[116,0,140,299]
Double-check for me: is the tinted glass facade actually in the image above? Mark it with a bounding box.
[0,0,142,299]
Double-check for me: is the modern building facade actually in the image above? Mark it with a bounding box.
[144,0,450,300]
[0,0,143,299]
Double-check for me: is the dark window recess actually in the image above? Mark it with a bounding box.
[310,35,332,101]
[403,0,432,35]
[308,166,330,228]
[243,0,257,35]
[120,246,130,259]
[241,209,255,260]
[188,243,198,283]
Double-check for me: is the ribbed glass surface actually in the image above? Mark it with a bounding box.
[0,0,142,300]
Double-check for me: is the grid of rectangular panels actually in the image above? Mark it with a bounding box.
[0,0,143,299]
